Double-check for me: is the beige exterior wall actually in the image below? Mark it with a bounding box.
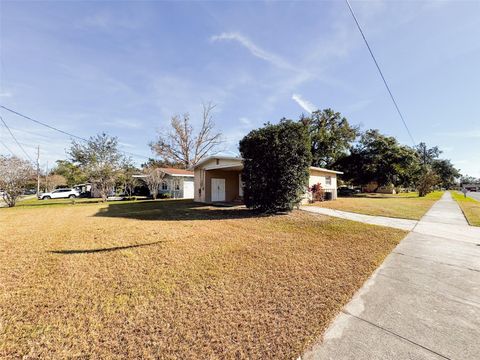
[194,157,243,203]
[205,170,240,203]
[302,169,339,203]
[194,168,205,202]
[308,169,338,189]
[194,158,341,204]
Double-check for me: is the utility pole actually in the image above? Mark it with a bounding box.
[36,145,40,196]
[45,161,49,192]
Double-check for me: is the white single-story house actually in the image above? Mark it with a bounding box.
[193,156,342,204]
[463,183,480,192]
[134,168,195,199]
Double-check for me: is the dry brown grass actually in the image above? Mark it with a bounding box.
[311,191,444,220]
[0,200,406,359]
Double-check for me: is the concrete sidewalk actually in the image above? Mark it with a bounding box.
[301,206,418,231]
[302,192,480,360]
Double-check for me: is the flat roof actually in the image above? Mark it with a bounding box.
[309,166,343,175]
[193,155,242,169]
[195,156,342,175]
[203,164,243,171]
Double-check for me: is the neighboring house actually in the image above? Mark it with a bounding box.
[307,166,342,201]
[362,182,397,194]
[73,183,112,198]
[193,156,342,204]
[463,183,480,192]
[74,183,92,196]
[134,168,194,199]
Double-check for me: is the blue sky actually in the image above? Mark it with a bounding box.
[1,1,479,176]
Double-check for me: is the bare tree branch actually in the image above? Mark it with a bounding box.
[150,102,223,169]
[142,166,166,200]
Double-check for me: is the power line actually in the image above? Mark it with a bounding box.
[345,0,416,147]
[0,138,16,156]
[0,114,34,162]
[0,122,16,155]
[0,105,151,160]
[1,105,89,142]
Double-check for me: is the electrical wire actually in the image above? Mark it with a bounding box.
[345,0,416,146]
[0,114,34,162]
[0,105,152,160]
[0,138,16,156]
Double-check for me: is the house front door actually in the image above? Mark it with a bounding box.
[211,178,226,202]
[183,179,194,199]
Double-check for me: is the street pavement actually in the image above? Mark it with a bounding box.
[466,191,480,201]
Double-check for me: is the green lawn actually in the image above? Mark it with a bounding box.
[0,199,406,358]
[310,191,444,220]
[452,192,480,226]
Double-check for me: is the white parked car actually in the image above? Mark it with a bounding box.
[38,188,80,200]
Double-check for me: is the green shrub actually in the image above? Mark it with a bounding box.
[239,120,311,213]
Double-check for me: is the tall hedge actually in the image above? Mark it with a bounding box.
[239,120,311,213]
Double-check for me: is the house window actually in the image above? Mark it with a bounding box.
[175,183,180,191]
[326,176,332,186]
[161,181,168,190]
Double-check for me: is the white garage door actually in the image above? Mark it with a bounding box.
[183,179,194,199]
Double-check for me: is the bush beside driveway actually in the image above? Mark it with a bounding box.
[0,199,406,359]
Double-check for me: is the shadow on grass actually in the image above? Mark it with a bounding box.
[49,240,165,254]
[93,199,263,221]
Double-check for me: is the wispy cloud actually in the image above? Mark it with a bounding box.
[80,12,139,30]
[291,94,318,113]
[210,32,297,71]
[101,119,143,130]
[118,141,135,148]
[435,130,480,138]
[239,117,251,126]
[343,99,372,114]
[209,28,355,114]
[0,91,12,98]
[83,13,111,28]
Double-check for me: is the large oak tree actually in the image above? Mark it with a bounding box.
[300,109,359,168]
[336,129,420,190]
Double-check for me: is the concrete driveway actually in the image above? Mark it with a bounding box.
[302,192,480,360]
